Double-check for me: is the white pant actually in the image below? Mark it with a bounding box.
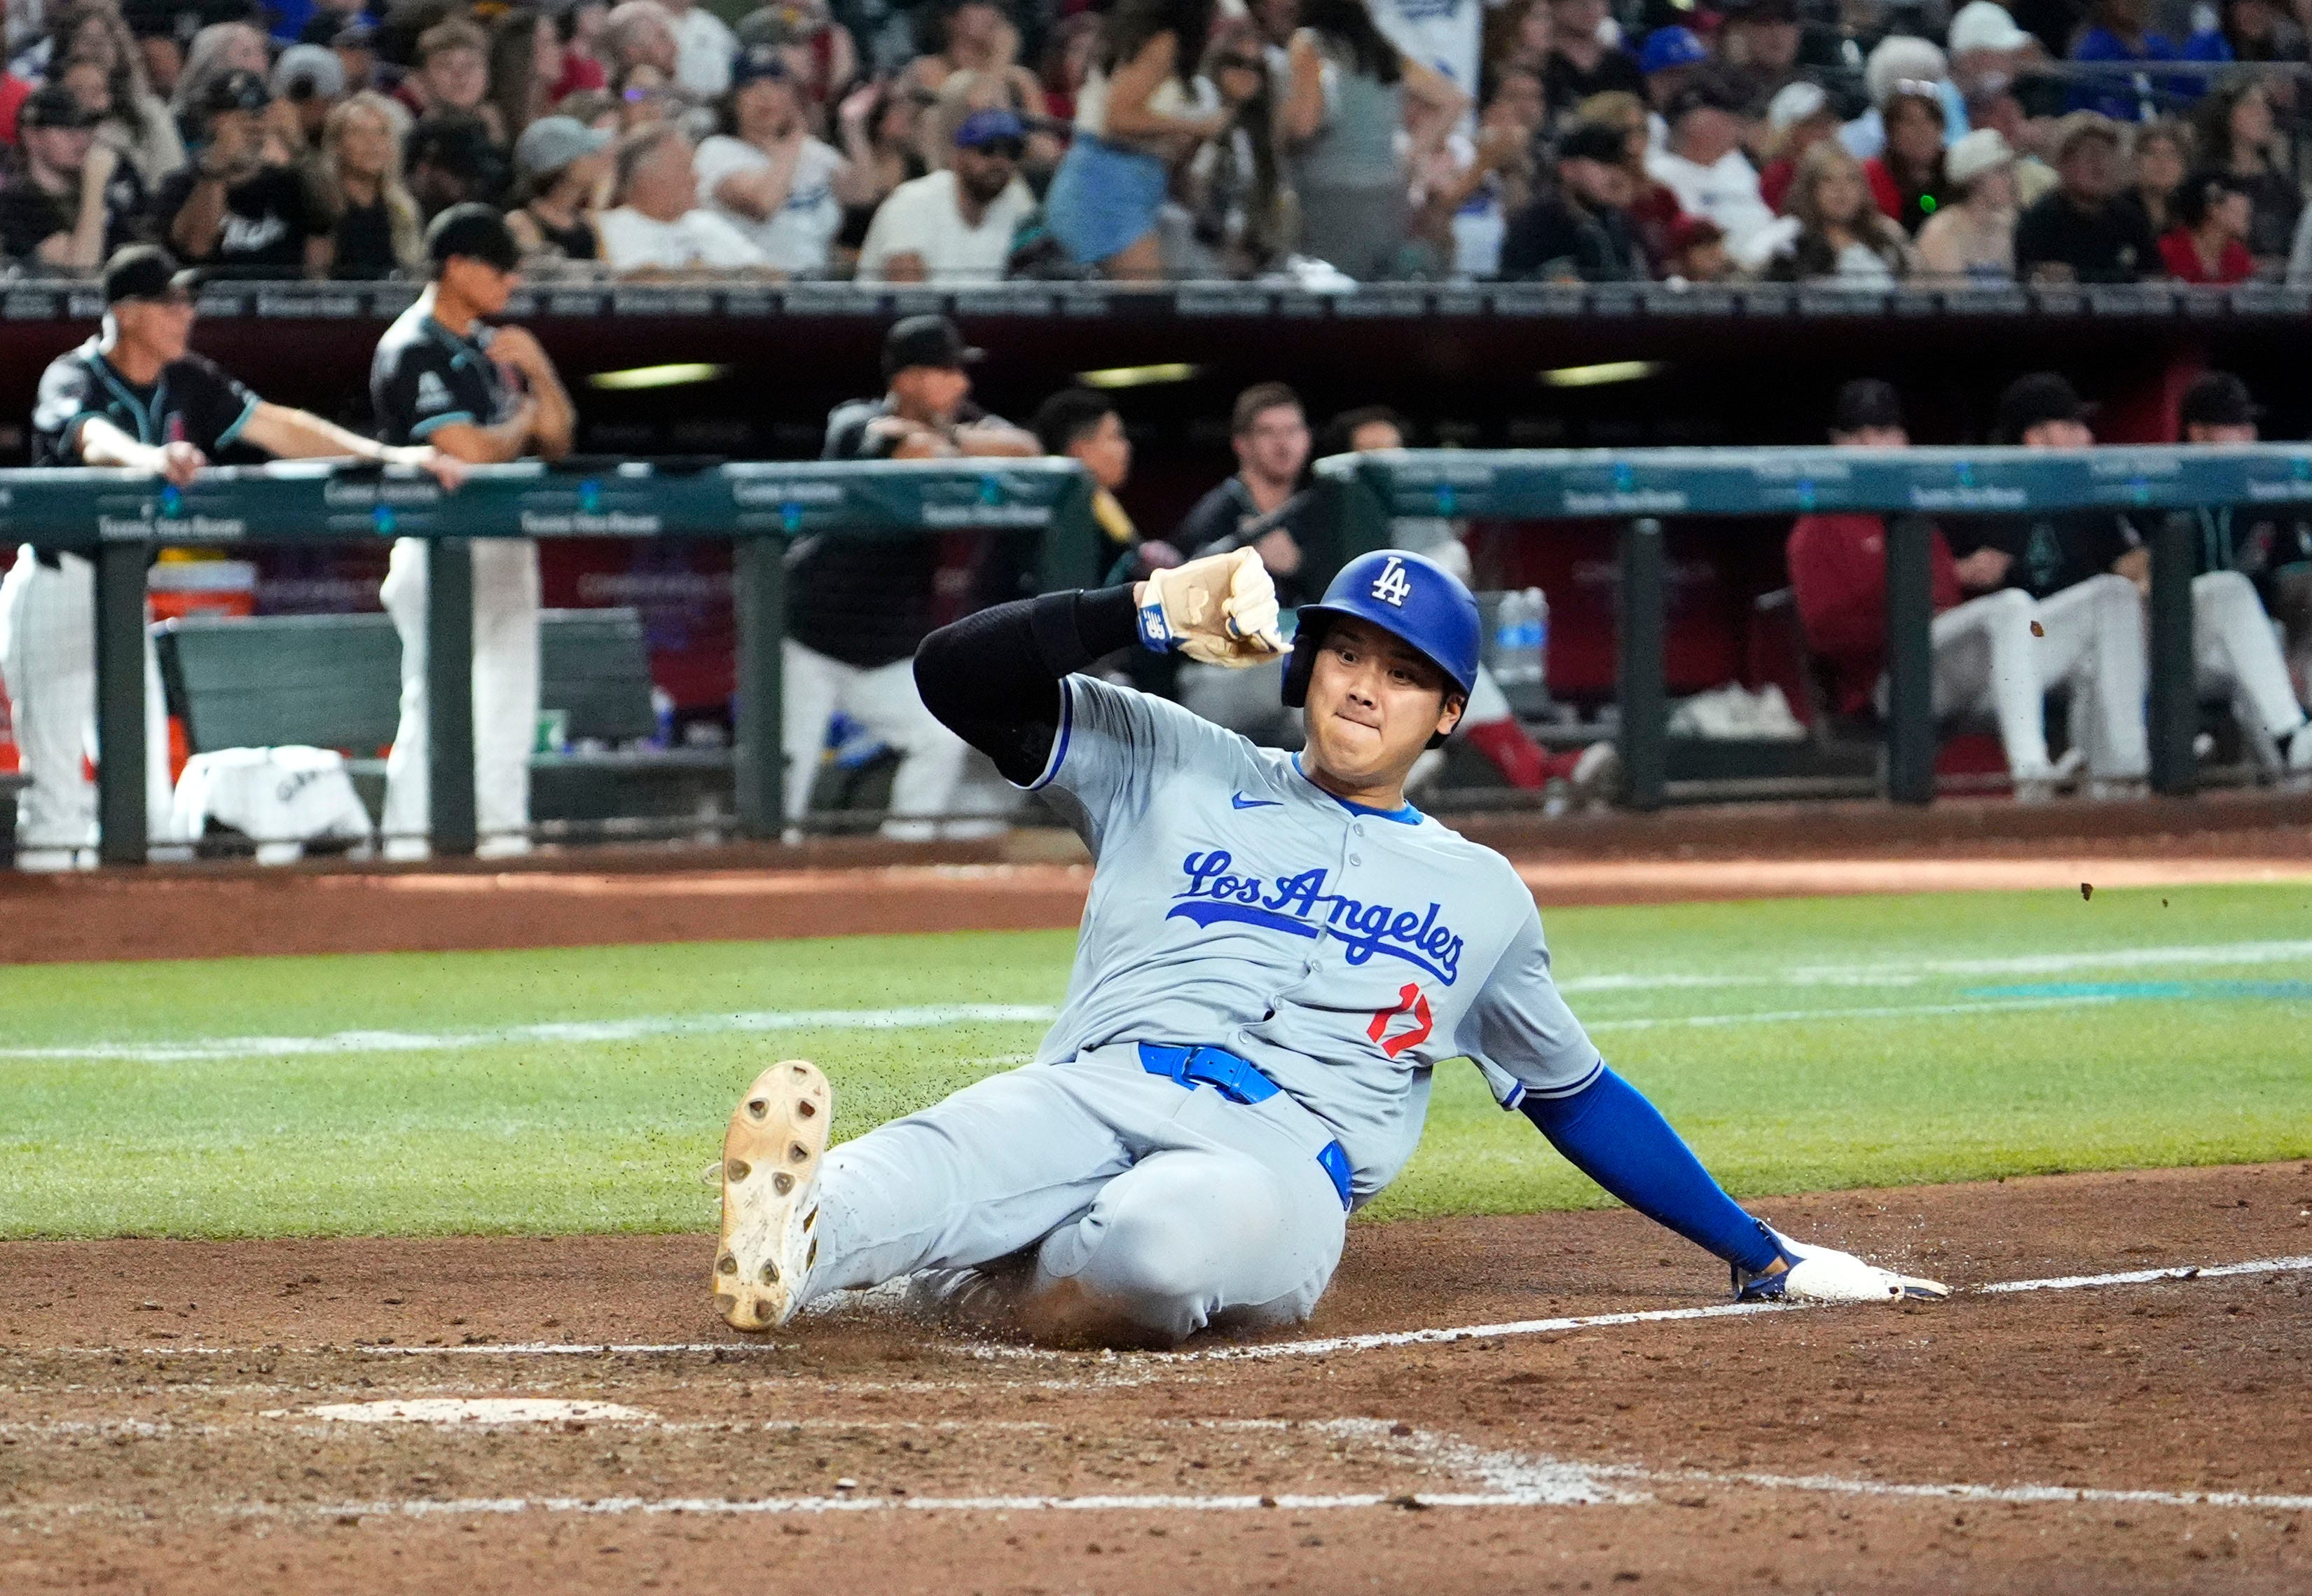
[379,537,540,849]
[1925,575,2149,781]
[2189,570,2307,748]
[0,549,178,865]
[780,640,969,841]
[802,1045,1349,1346]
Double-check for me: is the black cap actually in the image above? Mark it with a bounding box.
[1667,70,1754,121]
[730,40,790,85]
[2178,371,2260,429]
[425,202,522,273]
[202,68,273,116]
[883,314,981,377]
[1829,378,1906,435]
[102,245,197,305]
[1995,372,2093,443]
[20,83,98,130]
[1557,120,1628,165]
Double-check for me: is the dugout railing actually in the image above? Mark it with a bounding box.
[0,458,1103,865]
[7,443,2307,862]
[1314,443,2312,811]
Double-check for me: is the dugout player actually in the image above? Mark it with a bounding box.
[0,245,464,872]
[783,315,1037,841]
[371,205,576,860]
[713,546,1947,1345]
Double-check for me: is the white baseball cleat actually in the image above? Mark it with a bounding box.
[1734,1224,1950,1304]
[713,1059,831,1332]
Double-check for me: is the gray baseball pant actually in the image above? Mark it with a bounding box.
[799,1043,1350,1344]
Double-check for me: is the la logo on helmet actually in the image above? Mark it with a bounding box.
[1369,555,1412,607]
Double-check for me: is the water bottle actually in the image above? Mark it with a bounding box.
[1527,587,1550,699]
[649,687,675,750]
[1490,590,1530,682]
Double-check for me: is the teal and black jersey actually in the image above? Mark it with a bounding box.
[369,301,516,448]
[29,337,256,467]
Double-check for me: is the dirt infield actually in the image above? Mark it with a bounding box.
[4,1162,2306,1594]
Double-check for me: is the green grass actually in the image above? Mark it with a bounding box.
[2,883,2308,1238]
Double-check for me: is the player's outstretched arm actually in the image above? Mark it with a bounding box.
[914,584,1141,785]
[1522,1067,1948,1303]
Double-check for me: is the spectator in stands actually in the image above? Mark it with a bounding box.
[2191,74,2299,270]
[2068,0,2229,120]
[1946,1,2039,110]
[1971,371,2311,784]
[0,83,146,269]
[2173,370,2312,732]
[1167,29,1288,278]
[661,0,736,99]
[544,0,612,99]
[1788,378,2142,802]
[598,121,771,273]
[1410,67,1540,278]
[46,1,181,185]
[1915,126,2018,280]
[1281,0,1466,279]
[331,20,380,97]
[1864,79,1947,233]
[159,71,329,278]
[404,20,495,137]
[1043,0,1233,279]
[1840,35,1961,160]
[695,43,849,276]
[738,0,860,129]
[1635,26,1705,137]
[2118,115,2191,237]
[1758,78,1838,214]
[310,89,424,277]
[2219,0,2308,114]
[130,17,184,105]
[615,60,675,130]
[2014,110,2156,281]
[507,113,610,267]
[897,0,1040,128]
[855,104,1030,280]
[271,43,344,146]
[171,21,270,133]
[1173,381,1320,742]
[1647,72,1778,269]
[834,78,926,251]
[1541,0,1642,113]
[1031,386,1163,576]
[1583,88,1682,269]
[787,314,1036,839]
[601,1,682,95]
[1328,403,1621,804]
[405,112,511,215]
[486,8,556,148]
[1716,0,1805,96]
[1764,139,1915,282]
[1499,118,1644,280]
[1661,210,1729,280]
[2159,166,2255,281]
[1496,0,1553,79]
[1,61,32,143]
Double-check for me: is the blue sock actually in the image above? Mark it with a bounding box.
[1521,1066,1780,1273]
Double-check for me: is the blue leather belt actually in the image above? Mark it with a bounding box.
[1138,1042,1354,1211]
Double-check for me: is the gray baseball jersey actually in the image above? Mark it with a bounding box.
[1024,675,1602,1203]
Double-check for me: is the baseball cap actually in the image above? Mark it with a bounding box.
[2049,108,2121,161]
[201,68,273,116]
[954,106,1025,151]
[18,83,97,130]
[1829,378,1906,436]
[1995,373,2093,443]
[1944,125,2014,188]
[1948,0,2033,55]
[883,314,981,377]
[425,202,522,274]
[1557,120,1628,165]
[730,40,790,85]
[1766,79,1829,132]
[1637,27,1708,76]
[2177,371,2261,429]
[515,113,612,182]
[273,43,345,101]
[102,245,198,305]
[1667,71,1752,121]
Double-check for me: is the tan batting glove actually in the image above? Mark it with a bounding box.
[1135,547,1286,667]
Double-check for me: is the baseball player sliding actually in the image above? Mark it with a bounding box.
[0,246,462,872]
[715,549,1947,1345]
[371,205,575,860]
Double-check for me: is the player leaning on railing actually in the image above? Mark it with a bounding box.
[0,245,465,874]
[711,546,1946,1347]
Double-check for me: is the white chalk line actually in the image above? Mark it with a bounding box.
[6,938,2304,1064]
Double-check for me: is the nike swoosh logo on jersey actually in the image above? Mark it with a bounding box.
[1230,793,1281,809]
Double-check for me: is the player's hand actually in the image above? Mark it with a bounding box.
[146,440,207,486]
[1136,547,1285,666]
[1733,1226,1949,1304]
[1953,546,2011,590]
[390,445,469,490]
[486,326,556,383]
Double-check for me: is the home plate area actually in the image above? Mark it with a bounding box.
[4,1165,2308,1594]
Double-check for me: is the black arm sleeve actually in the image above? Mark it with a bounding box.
[913,585,1141,785]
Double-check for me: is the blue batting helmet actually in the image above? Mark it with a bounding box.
[1282,551,1481,739]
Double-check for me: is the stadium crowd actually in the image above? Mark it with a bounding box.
[4,0,2312,282]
